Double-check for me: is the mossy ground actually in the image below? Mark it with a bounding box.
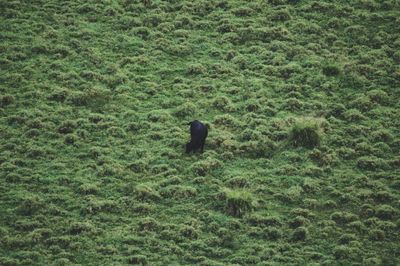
[1,0,400,265]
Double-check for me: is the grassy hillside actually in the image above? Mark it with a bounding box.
[1,0,400,265]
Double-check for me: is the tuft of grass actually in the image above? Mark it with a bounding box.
[357,156,389,171]
[128,255,148,265]
[322,62,341,76]
[0,95,15,107]
[222,188,256,217]
[375,205,396,220]
[174,102,196,118]
[191,158,223,176]
[289,118,322,148]
[291,226,309,241]
[159,185,197,199]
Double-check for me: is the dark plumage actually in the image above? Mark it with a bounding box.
[186,120,208,153]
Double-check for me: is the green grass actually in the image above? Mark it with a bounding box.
[1,0,400,265]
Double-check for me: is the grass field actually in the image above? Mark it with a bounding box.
[1,0,400,265]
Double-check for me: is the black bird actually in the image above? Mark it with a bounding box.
[186,120,208,153]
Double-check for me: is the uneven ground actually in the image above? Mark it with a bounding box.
[1,0,400,265]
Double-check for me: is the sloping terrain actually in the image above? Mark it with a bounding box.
[1,0,399,265]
